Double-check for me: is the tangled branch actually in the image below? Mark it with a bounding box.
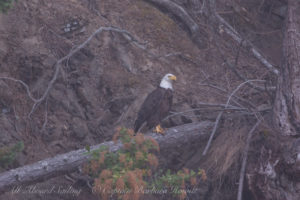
[202,79,266,155]
[0,26,144,117]
[237,119,262,200]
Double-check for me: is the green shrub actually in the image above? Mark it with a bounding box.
[84,128,159,200]
[0,141,24,169]
[0,0,16,13]
[84,128,206,200]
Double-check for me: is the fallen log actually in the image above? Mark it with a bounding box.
[0,121,213,194]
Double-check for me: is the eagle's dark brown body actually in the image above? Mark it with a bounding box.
[134,87,173,133]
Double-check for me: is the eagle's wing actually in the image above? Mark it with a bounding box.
[134,88,165,132]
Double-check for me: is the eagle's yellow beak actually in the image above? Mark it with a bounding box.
[169,75,177,81]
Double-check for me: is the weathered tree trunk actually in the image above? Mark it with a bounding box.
[247,1,300,200]
[273,0,300,136]
[144,1,298,199]
[0,121,213,194]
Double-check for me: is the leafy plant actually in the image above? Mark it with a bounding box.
[84,128,159,200]
[0,0,16,13]
[84,127,206,200]
[152,168,207,200]
[0,141,24,169]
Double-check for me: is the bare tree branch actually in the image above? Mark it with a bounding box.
[144,0,278,75]
[207,7,276,93]
[218,20,279,76]
[199,83,258,109]
[202,111,223,155]
[199,0,206,14]
[237,119,262,200]
[164,106,249,121]
[214,40,275,92]
[1,26,145,117]
[42,97,49,131]
[0,77,38,102]
[205,0,279,76]
[202,80,266,155]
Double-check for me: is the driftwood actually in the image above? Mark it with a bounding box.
[0,121,213,194]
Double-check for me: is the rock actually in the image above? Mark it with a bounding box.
[72,118,88,139]
[141,60,153,72]
[42,55,57,67]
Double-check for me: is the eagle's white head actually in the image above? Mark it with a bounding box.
[159,73,177,90]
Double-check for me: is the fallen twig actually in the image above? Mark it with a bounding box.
[214,39,275,92]
[199,83,257,109]
[0,77,38,102]
[237,119,262,200]
[164,105,247,121]
[204,0,279,75]
[202,79,266,155]
[202,111,223,155]
[216,15,279,76]
[42,97,48,131]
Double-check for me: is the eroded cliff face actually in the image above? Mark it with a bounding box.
[0,0,295,199]
[0,0,206,161]
[0,1,214,199]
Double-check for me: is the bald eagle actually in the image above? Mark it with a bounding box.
[134,73,177,134]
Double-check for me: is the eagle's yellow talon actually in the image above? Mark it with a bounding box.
[133,73,176,134]
[155,125,165,135]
